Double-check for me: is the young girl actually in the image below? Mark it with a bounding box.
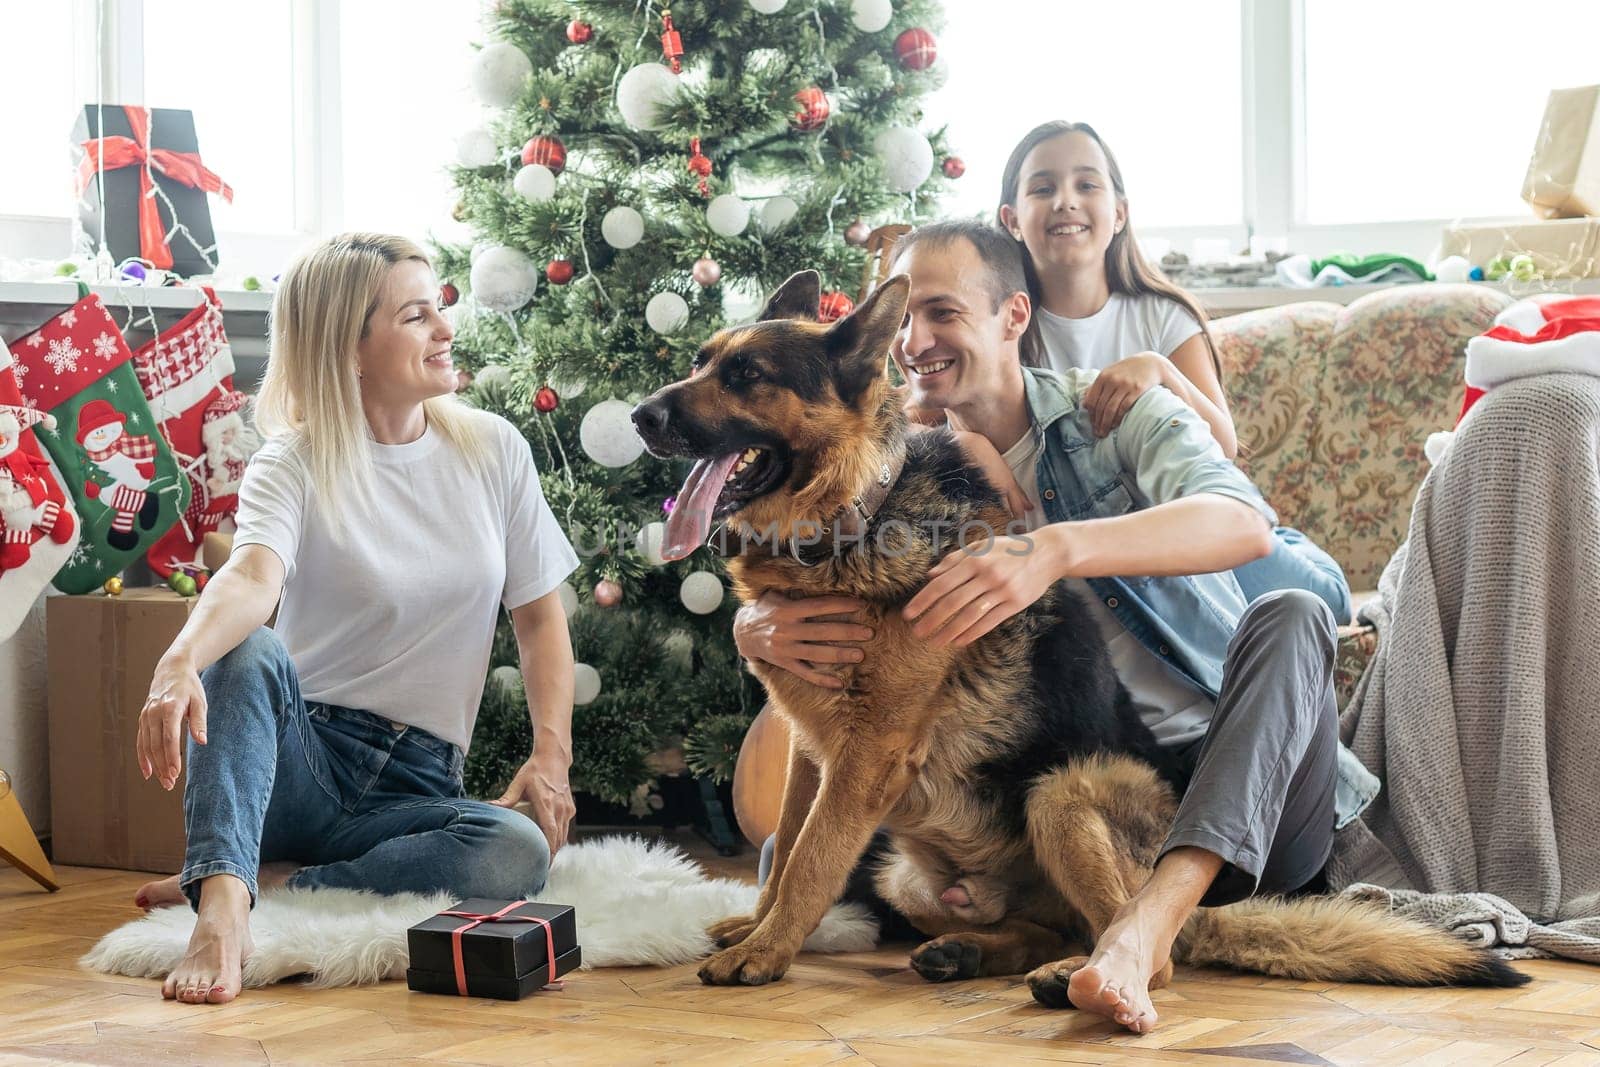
[995,120,1351,623]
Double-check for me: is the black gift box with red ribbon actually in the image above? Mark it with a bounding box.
[406,898,580,1000]
[71,104,232,278]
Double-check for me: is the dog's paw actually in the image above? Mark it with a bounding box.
[697,940,794,986]
[1026,955,1090,1010]
[910,935,983,983]
[705,914,760,949]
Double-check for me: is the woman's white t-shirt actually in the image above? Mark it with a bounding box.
[1036,291,1201,374]
[232,411,578,751]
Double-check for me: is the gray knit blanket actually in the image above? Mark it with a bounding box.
[1329,373,1600,963]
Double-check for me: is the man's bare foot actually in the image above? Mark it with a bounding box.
[161,874,253,1005]
[1067,901,1174,1034]
[134,874,185,910]
[136,862,301,910]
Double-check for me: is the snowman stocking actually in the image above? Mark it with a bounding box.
[12,285,189,593]
[0,340,80,641]
[132,288,254,577]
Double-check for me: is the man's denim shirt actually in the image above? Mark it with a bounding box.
[1020,365,1379,827]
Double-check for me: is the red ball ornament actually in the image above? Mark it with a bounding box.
[546,258,574,285]
[439,281,459,307]
[194,571,210,592]
[566,20,593,44]
[520,135,566,176]
[942,156,965,179]
[818,290,855,323]
[894,27,938,71]
[534,386,560,413]
[594,578,623,608]
[792,87,830,132]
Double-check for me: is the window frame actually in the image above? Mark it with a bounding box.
[0,0,1551,263]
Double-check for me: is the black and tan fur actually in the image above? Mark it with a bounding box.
[631,271,1527,996]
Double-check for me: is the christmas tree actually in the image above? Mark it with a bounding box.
[440,0,955,812]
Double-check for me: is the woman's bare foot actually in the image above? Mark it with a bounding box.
[134,874,186,910]
[161,874,253,1005]
[136,862,301,910]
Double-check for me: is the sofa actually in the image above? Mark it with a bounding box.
[1211,283,1515,706]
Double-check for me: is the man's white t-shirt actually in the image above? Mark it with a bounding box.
[1036,292,1201,374]
[1000,428,1215,748]
[232,411,579,751]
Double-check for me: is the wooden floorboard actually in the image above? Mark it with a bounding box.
[3,832,1598,1066]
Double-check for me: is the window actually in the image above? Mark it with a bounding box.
[930,0,1244,228]
[1,5,88,218]
[1303,0,1600,224]
[339,0,479,243]
[143,3,298,234]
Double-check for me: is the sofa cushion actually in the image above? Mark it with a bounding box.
[1214,284,1513,590]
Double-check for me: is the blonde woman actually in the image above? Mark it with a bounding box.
[132,233,579,1005]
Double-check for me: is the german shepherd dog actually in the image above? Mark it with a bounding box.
[630,271,1526,1000]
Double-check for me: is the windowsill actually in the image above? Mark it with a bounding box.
[1197,276,1600,317]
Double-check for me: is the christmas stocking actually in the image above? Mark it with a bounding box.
[133,288,256,578]
[12,285,189,594]
[0,341,80,641]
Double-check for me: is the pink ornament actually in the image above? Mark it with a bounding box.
[691,257,722,287]
[844,219,871,246]
[594,579,623,608]
[663,496,676,515]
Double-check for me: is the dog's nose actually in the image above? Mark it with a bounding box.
[631,398,670,438]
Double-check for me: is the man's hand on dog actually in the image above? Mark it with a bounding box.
[905,537,1059,648]
[733,592,873,689]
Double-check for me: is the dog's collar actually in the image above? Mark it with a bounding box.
[707,447,906,566]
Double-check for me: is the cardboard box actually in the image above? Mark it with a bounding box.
[1523,85,1600,219]
[1439,217,1600,279]
[48,587,195,872]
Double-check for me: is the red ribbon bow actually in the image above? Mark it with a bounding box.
[439,901,564,997]
[75,105,234,271]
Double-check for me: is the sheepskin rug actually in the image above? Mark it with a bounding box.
[80,835,879,988]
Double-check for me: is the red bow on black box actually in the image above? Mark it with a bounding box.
[406,898,580,1001]
[72,104,233,276]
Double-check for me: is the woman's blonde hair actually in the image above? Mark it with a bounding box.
[256,232,490,536]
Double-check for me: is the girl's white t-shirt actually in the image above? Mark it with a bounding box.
[232,411,578,751]
[1036,291,1201,374]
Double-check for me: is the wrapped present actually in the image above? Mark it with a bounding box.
[71,104,233,277]
[406,898,580,1000]
[1523,85,1600,220]
[1439,217,1600,279]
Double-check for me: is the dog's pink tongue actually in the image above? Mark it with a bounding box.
[663,452,742,560]
[940,884,972,907]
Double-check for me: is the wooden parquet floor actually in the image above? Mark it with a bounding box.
[4,833,1600,1066]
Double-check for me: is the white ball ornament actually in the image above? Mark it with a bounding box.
[616,62,680,131]
[758,195,799,233]
[635,521,669,566]
[573,663,602,705]
[474,364,512,389]
[490,664,523,698]
[851,0,893,32]
[556,580,578,618]
[579,399,645,467]
[513,163,556,202]
[874,126,934,193]
[705,194,750,237]
[455,128,499,168]
[680,571,725,614]
[470,42,533,107]
[1433,254,1472,283]
[748,0,788,11]
[645,291,690,334]
[601,206,645,250]
[469,246,539,313]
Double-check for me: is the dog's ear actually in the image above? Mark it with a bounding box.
[758,270,821,322]
[826,275,909,404]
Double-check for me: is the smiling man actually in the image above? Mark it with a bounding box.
[734,218,1376,1034]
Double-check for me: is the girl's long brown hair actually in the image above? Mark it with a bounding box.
[998,121,1221,378]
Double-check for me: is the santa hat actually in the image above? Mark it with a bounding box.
[1428,296,1600,463]
[202,389,246,427]
[75,398,126,444]
[0,404,54,436]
